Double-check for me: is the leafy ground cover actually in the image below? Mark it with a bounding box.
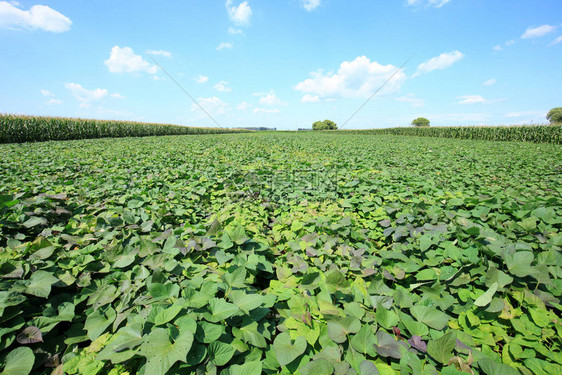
[0,132,561,374]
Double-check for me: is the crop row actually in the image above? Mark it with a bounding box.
[0,114,247,143]
[344,125,562,144]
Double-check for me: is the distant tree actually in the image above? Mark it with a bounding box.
[411,117,430,127]
[547,108,562,125]
[313,119,338,130]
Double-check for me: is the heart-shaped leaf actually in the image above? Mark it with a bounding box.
[273,332,307,367]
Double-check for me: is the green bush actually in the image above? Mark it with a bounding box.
[547,108,562,125]
[412,117,430,127]
[312,119,338,130]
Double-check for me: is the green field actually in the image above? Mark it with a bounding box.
[1,132,561,374]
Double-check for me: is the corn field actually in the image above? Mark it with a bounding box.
[343,124,562,144]
[0,114,248,143]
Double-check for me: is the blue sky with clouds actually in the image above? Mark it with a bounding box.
[1,0,561,129]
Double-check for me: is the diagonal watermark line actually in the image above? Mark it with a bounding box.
[147,54,223,128]
[339,54,415,130]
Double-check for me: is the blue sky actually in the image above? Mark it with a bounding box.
[0,0,561,130]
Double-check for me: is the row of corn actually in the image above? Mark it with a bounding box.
[0,114,247,143]
[342,124,562,144]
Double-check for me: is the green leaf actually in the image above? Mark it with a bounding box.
[23,216,47,228]
[139,328,193,375]
[474,282,498,307]
[375,306,399,329]
[24,270,58,298]
[273,332,307,367]
[97,326,143,363]
[410,305,450,330]
[223,361,263,375]
[426,331,456,364]
[85,307,117,341]
[374,330,403,359]
[208,341,236,366]
[0,347,34,375]
[505,251,534,278]
[229,290,264,313]
[205,298,241,322]
[148,283,179,301]
[327,316,361,343]
[300,359,334,375]
[478,358,519,375]
[232,320,267,348]
[153,303,183,326]
[350,325,377,355]
[195,321,225,344]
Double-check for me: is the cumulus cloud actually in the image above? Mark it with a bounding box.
[146,49,172,58]
[254,108,281,114]
[549,35,562,46]
[226,0,252,26]
[300,0,321,11]
[104,46,158,75]
[301,94,320,103]
[295,56,407,99]
[457,95,490,105]
[521,25,557,39]
[214,81,231,92]
[228,27,243,35]
[395,94,424,107]
[110,93,126,99]
[191,97,227,116]
[257,91,287,106]
[484,79,496,86]
[40,89,54,97]
[237,102,250,110]
[413,50,464,77]
[217,42,233,50]
[40,89,62,105]
[406,0,451,8]
[0,1,71,32]
[65,83,108,108]
[195,74,209,83]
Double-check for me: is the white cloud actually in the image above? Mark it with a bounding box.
[214,81,231,92]
[217,42,233,50]
[493,39,516,51]
[258,91,287,106]
[300,0,321,11]
[146,49,172,58]
[228,27,243,35]
[549,35,562,46]
[40,89,54,97]
[395,94,424,107]
[104,46,158,75]
[46,98,63,105]
[254,108,281,114]
[457,95,490,105]
[505,110,546,118]
[505,39,515,46]
[301,94,320,103]
[484,79,496,86]
[295,56,407,99]
[110,93,126,99]
[237,102,250,110]
[225,0,252,26]
[65,83,109,108]
[413,50,464,76]
[191,97,227,116]
[493,45,503,51]
[195,74,209,83]
[0,1,71,32]
[406,0,451,8]
[521,25,557,39]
